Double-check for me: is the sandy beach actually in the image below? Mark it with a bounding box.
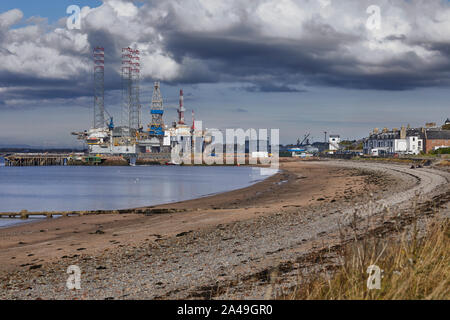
[0,159,448,299]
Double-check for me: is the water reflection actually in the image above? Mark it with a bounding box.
[0,166,271,213]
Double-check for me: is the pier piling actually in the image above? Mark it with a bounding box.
[20,210,29,219]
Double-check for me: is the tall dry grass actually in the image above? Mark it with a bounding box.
[288,218,449,300]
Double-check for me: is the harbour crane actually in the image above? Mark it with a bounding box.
[297,133,310,146]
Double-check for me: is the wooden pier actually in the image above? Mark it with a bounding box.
[0,210,83,219]
[0,208,187,220]
[3,153,70,167]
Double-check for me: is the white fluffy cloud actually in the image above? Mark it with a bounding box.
[0,8,23,28]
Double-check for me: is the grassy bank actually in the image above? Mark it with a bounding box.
[288,218,449,300]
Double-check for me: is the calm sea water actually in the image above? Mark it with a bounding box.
[0,166,275,227]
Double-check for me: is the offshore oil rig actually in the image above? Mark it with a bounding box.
[72,46,199,158]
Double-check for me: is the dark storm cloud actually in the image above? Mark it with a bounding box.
[239,83,305,93]
[0,69,92,101]
[5,87,91,100]
[2,0,450,107]
[419,41,450,61]
[384,34,407,42]
[163,28,450,91]
[0,71,78,88]
[164,31,345,75]
[162,29,350,89]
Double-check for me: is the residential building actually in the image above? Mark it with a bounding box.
[422,129,450,153]
[363,119,450,155]
[363,126,422,155]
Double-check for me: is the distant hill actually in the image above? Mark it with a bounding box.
[0,144,38,149]
[0,145,85,153]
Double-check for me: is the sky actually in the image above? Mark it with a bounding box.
[0,0,449,147]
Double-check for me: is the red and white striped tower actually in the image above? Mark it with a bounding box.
[121,47,132,129]
[121,47,141,131]
[178,89,185,125]
[191,110,195,131]
[129,48,141,130]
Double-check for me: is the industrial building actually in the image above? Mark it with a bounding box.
[72,47,198,158]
